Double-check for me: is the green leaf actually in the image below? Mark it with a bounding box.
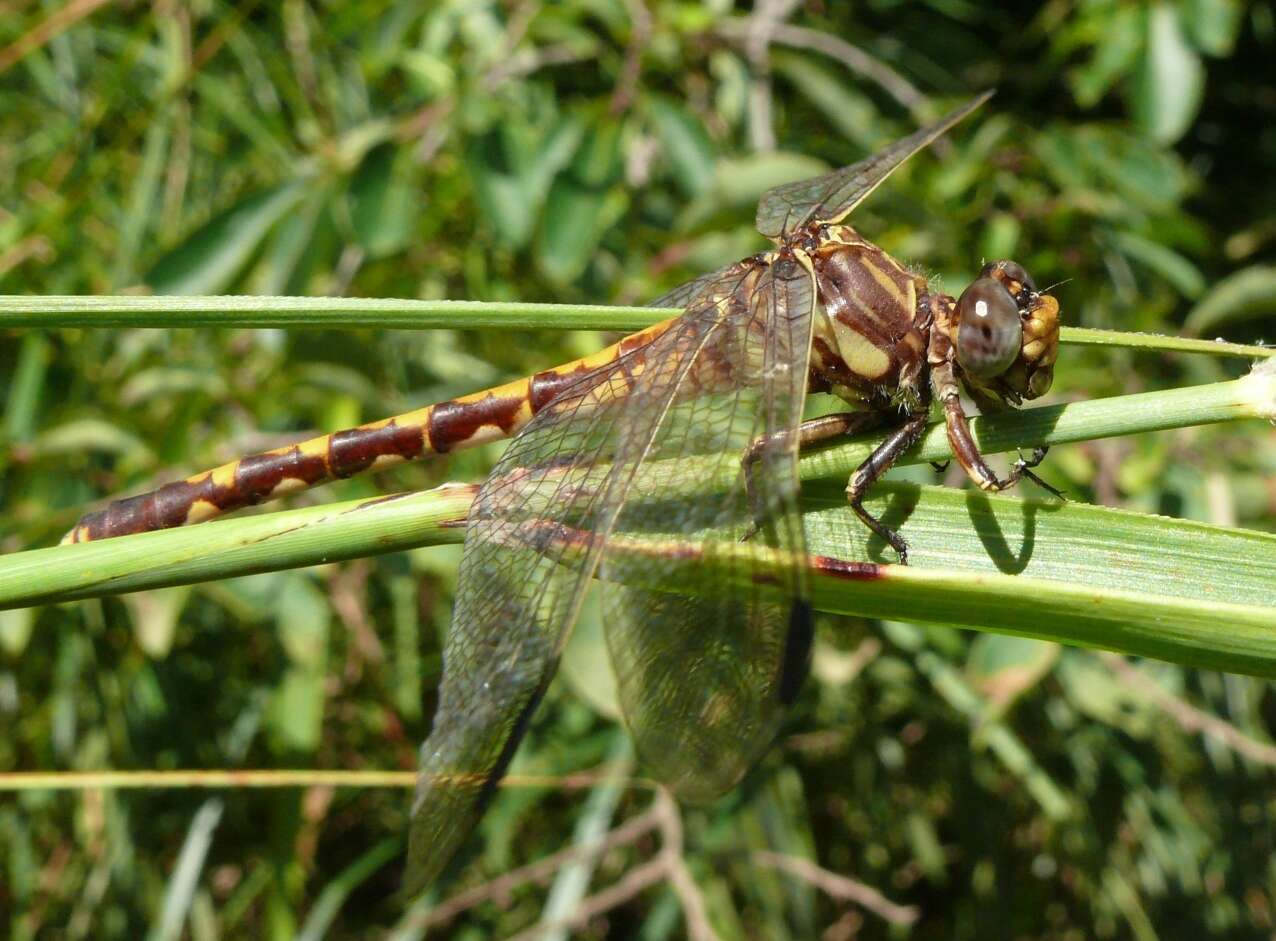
[1108,230,1206,298]
[1134,4,1205,144]
[113,114,172,289]
[559,589,622,721]
[1055,651,1160,737]
[467,141,535,249]
[1177,0,1243,56]
[256,190,328,295]
[269,667,326,753]
[966,634,1060,712]
[1069,5,1143,107]
[32,419,151,462]
[0,607,35,656]
[678,152,827,231]
[570,119,623,189]
[121,587,192,659]
[295,838,401,941]
[649,97,716,197]
[537,180,627,284]
[772,52,880,149]
[146,183,307,295]
[3,333,50,444]
[349,143,419,259]
[467,115,585,250]
[1184,266,1276,335]
[534,116,628,283]
[274,576,330,669]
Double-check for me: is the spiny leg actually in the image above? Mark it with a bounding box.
[1015,447,1066,499]
[740,412,883,541]
[940,396,1061,496]
[846,411,930,564]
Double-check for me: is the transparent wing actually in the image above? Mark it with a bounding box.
[647,259,742,311]
[602,254,816,801]
[405,255,815,892]
[755,90,993,239]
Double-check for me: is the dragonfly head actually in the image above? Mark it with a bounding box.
[953,259,1059,406]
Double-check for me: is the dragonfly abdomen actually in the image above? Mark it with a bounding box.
[63,318,682,543]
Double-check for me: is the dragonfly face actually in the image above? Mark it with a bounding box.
[952,259,1060,411]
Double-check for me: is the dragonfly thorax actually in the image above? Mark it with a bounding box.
[806,226,930,410]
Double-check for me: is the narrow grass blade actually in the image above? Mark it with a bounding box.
[146,799,224,941]
[2,295,1274,360]
[4,369,1271,610]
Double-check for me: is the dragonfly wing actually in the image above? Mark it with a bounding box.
[755,90,993,239]
[601,253,816,801]
[405,257,804,892]
[647,260,741,311]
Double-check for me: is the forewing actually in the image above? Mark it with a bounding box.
[601,254,816,801]
[405,257,792,892]
[755,90,993,238]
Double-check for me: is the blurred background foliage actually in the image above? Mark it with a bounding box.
[3,1,1276,938]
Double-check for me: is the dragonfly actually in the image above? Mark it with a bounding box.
[65,90,1061,893]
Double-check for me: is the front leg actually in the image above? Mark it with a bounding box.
[940,395,1061,496]
[845,411,930,564]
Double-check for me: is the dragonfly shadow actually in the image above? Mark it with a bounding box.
[963,400,1068,573]
[963,489,1062,574]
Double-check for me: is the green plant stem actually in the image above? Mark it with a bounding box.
[1,296,1272,359]
[0,296,660,331]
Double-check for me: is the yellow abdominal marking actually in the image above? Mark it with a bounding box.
[209,464,236,489]
[298,438,329,461]
[270,478,309,496]
[186,500,221,524]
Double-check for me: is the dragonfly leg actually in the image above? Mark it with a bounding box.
[740,412,882,541]
[939,396,1061,496]
[845,411,930,564]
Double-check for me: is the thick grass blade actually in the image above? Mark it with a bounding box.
[0,485,474,608]
[3,475,1275,675]
[596,490,1276,677]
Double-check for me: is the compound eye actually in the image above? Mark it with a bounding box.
[956,277,1022,378]
[981,259,1036,297]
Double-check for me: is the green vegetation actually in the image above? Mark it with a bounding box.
[3,2,1276,939]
